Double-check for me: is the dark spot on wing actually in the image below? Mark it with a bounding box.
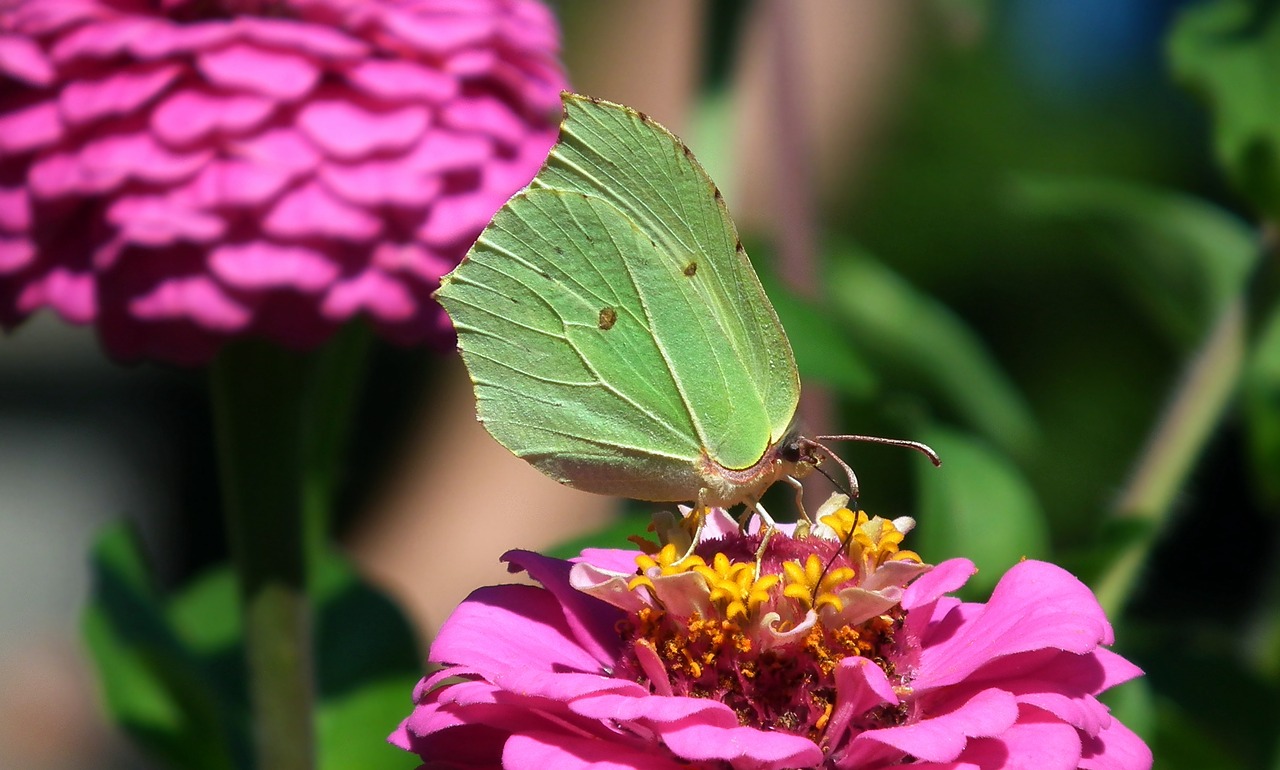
[682,145,694,159]
[637,110,649,122]
[735,239,745,253]
[713,187,724,203]
[598,307,617,330]
[684,261,698,277]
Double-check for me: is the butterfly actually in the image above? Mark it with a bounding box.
[435,93,937,519]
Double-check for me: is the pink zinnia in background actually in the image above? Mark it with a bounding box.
[0,0,566,364]
[392,503,1153,769]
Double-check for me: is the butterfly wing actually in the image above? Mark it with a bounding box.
[435,93,800,501]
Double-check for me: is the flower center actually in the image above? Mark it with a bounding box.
[611,506,926,743]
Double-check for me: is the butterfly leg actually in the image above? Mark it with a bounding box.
[781,474,813,537]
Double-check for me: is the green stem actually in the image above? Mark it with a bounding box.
[299,323,372,574]
[1095,297,1246,616]
[212,342,316,770]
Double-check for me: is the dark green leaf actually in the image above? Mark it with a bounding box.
[546,508,654,559]
[313,555,422,770]
[1170,0,1280,217]
[1009,175,1256,347]
[824,246,1038,456]
[82,523,246,770]
[759,270,878,399]
[913,425,1051,597]
[1246,301,1280,506]
[84,524,422,770]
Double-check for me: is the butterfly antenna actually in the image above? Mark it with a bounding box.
[816,434,942,467]
[813,463,850,497]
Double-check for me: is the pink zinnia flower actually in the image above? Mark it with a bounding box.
[0,0,566,363]
[391,499,1153,769]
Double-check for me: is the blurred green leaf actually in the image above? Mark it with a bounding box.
[1154,697,1239,770]
[547,508,653,559]
[83,523,246,770]
[1009,175,1257,347]
[313,555,422,770]
[913,425,1051,597]
[1246,301,1280,506]
[84,524,422,770]
[759,270,878,399]
[824,246,1037,456]
[1170,0,1280,218]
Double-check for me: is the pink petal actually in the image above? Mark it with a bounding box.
[0,101,63,156]
[916,562,1113,690]
[576,548,646,575]
[231,17,367,60]
[854,688,1020,763]
[378,7,496,55]
[660,720,824,770]
[50,18,165,63]
[0,34,54,86]
[181,158,298,208]
[209,242,338,291]
[59,62,183,126]
[370,242,453,283]
[953,713,1082,770]
[1016,690,1110,736]
[151,88,275,146]
[28,267,96,322]
[108,195,225,246]
[228,126,322,176]
[129,274,251,330]
[264,182,381,241]
[0,238,36,274]
[825,657,899,749]
[427,583,606,676]
[902,558,976,612]
[345,59,457,102]
[443,93,530,147]
[1079,718,1153,770]
[499,3,560,55]
[446,48,499,77]
[32,132,210,199]
[319,160,441,207]
[321,269,414,321]
[569,692,737,728]
[129,23,235,59]
[503,550,624,667]
[505,730,687,770]
[417,188,502,247]
[196,43,319,101]
[0,184,31,231]
[394,722,507,766]
[1089,648,1145,691]
[404,129,492,174]
[297,99,429,160]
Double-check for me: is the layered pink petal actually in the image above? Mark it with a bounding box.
[196,43,319,100]
[504,730,687,770]
[209,242,338,291]
[427,584,605,676]
[58,62,182,126]
[854,688,1020,763]
[151,89,276,146]
[298,99,429,160]
[915,562,1113,690]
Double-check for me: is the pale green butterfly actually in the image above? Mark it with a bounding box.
[435,93,937,516]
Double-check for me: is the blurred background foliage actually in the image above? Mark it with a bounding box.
[4,0,1280,768]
